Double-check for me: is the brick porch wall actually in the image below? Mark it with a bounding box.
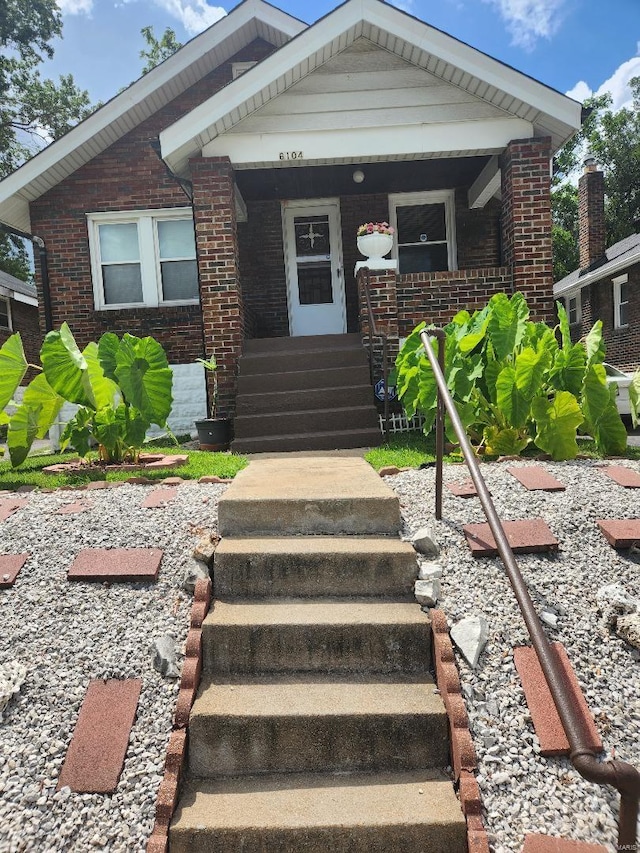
[396,268,513,336]
[0,299,41,381]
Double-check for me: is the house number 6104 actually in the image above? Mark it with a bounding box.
[279,151,303,160]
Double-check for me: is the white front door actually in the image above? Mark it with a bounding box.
[283,199,346,337]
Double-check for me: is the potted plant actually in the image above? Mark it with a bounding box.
[194,355,232,451]
[357,221,395,263]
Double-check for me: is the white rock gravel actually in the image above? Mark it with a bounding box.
[389,458,640,853]
[0,481,226,853]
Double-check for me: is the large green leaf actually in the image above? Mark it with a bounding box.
[93,404,149,462]
[458,305,490,354]
[531,392,583,460]
[581,364,627,455]
[549,343,586,397]
[514,346,551,399]
[630,369,640,429]
[7,402,42,467]
[21,374,64,439]
[496,366,530,429]
[60,407,94,458]
[97,332,120,382]
[115,334,173,426]
[584,320,606,367]
[41,323,94,407]
[483,425,530,456]
[487,292,529,360]
[0,333,28,412]
[555,301,572,351]
[83,342,119,410]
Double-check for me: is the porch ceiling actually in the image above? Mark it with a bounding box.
[234,156,491,202]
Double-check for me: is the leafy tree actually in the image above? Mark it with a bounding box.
[140,26,182,74]
[0,0,95,279]
[552,81,640,280]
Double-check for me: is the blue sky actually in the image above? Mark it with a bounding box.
[44,0,639,111]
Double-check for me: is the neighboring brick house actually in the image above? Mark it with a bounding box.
[554,160,639,373]
[0,270,40,375]
[0,0,583,446]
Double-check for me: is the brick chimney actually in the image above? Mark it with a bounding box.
[578,155,606,272]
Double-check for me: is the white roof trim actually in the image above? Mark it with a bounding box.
[0,0,305,233]
[554,249,640,296]
[160,0,582,175]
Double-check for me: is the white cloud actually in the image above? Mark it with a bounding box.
[153,0,226,35]
[57,0,94,13]
[567,54,640,111]
[482,0,565,50]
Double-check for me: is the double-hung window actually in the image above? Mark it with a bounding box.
[568,292,581,325]
[613,274,629,328]
[0,297,11,329]
[389,191,457,275]
[88,209,198,309]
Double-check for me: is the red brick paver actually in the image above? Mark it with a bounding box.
[0,500,28,521]
[463,519,559,557]
[507,466,565,491]
[596,519,640,549]
[0,554,29,588]
[142,488,178,508]
[522,834,608,852]
[68,548,163,581]
[514,643,602,757]
[447,480,479,497]
[600,466,640,488]
[57,679,142,793]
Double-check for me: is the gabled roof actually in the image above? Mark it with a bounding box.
[0,270,38,304]
[160,0,583,175]
[0,0,305,233]
[554,232,640,295]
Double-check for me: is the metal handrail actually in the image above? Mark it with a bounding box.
[358,267,390,442]
[420,328,640,852]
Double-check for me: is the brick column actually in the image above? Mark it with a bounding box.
[500,137,554,323]
[357,268,400,381]
[190,156,244,418]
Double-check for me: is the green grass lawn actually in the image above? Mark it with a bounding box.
[364,431,640,470]
[0,446,248,490]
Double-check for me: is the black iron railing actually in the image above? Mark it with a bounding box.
[358,267,390,442]
[420,327,640,852]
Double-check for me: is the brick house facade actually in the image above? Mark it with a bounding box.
[0,271,40,376]
[554,163,639,373]
[0,0,583,432]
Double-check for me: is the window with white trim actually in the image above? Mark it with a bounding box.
[568,292,581,325]
[389,191,457,275]
[0,297,11,329]
[88,209,198,309]
[613,273,629,328]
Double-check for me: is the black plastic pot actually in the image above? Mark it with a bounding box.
[194,418,232,451]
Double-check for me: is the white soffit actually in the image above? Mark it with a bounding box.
[160,0,583,174]
[0,0,305,233]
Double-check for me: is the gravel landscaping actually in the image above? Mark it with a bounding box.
[389,458,640,853]
[1,459,639,853]
[0,481,226,853]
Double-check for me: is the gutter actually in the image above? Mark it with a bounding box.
[554,249,640,298]
[0,222,53,332]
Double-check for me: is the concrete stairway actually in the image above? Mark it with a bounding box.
[170,458,466,852]
[231,334,382,453]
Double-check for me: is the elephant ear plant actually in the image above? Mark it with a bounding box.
[394,292,630,461]
[0,323,173,467]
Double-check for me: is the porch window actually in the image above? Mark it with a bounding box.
[613,274,629,328]
[389,191,457,274]
[0,297,11,329]
[88,209,198,309]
